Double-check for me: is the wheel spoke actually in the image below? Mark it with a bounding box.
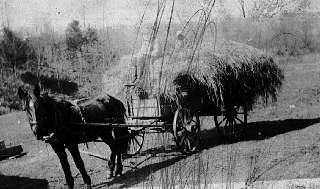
[190,119,198,125]
[230,119,236,137]
[127,129,144,155]
[186,137,192,151]
[179,134,187,146]
[215,106,247,141]
[231,119,237,136]
[235,116,244,124]
[223,118,229,136]
[133,137,141,146]
[233,119,242,137]
[218,116,228,126]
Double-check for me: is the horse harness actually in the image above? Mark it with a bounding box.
[71,99,89,147]
[72,99,88,124]
[43,98,89,146]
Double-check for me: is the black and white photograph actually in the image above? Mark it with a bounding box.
[1,0,320,188]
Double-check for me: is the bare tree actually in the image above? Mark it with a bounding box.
[1,1,10,27]
[236,0,246,18]
[250,0,311,20]
[251,0,288,20]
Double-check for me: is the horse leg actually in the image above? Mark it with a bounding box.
[51,143,74,189]
[115,153,123,176]
[100,129,116,179]
[113,128,129,177]
[108,152,116,178]
[67,145,92,189]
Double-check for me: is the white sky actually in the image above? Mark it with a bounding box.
[0,0,235,32]
[1,0,319,33]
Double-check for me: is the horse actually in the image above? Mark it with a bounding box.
[17,84,130,189]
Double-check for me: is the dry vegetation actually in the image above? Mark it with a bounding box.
[1,8,320,115]
[1,0,320,188]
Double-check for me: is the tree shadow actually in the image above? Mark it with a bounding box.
[0,174,49,189]
[201,117,320,149]
[21,72,78,95]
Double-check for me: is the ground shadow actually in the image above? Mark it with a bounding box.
[96,118,320,188]
[201,117,320,149]
[94,144,185,188]
[125,144,180,159]
[0,174,49,189]
[94,155,185,189]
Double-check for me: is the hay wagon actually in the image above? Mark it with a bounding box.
[81,43,281,157]
[78,83,247,157]
[120,81,248,155]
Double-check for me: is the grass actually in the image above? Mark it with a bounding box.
[0,29,123,115]
[0,68,24,115]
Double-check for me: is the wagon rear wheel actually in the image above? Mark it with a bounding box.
[214,105,247,142]
[173,108,201,155]
[126,129,145,156]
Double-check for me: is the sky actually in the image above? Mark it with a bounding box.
[0,0,239,32]
[1,0,319,34]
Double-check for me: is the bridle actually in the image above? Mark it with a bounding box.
[23,93,90,143]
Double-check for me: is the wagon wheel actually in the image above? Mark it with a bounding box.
[173,108,201,155]
[126,128,145,156]
[214,104,247,141]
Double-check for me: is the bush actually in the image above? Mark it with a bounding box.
[83,27,98,46]
[219,13,320,56]
[65,20,84,51]
[0,27,36,72]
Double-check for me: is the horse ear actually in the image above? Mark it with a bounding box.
[33,84,41,98]
[18,87,26,99]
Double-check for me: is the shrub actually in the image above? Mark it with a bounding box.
[65,20,84,51]
[83,26,98,46]
[0,27,36,72]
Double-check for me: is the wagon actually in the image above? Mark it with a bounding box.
[121,82,248,156]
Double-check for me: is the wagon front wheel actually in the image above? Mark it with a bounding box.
[173,108,201,155]
[126,129,145,156]
[214,105,247,142]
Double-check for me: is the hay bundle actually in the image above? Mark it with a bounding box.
[134,41,284,112]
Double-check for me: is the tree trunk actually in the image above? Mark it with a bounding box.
[241,5,246,18]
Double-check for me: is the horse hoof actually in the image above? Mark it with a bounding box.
[67,182,74,189]
[107,173,114,179]
[115,171,122,177]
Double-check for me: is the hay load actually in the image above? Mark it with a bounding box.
[134,41,284,113]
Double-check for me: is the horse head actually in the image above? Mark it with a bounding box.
[18,84,53,140]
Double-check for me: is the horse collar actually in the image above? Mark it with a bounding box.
[72,100,87,123]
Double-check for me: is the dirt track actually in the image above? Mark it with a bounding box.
[2,55,320,188]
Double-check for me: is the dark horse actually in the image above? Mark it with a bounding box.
[18,84,130,189]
